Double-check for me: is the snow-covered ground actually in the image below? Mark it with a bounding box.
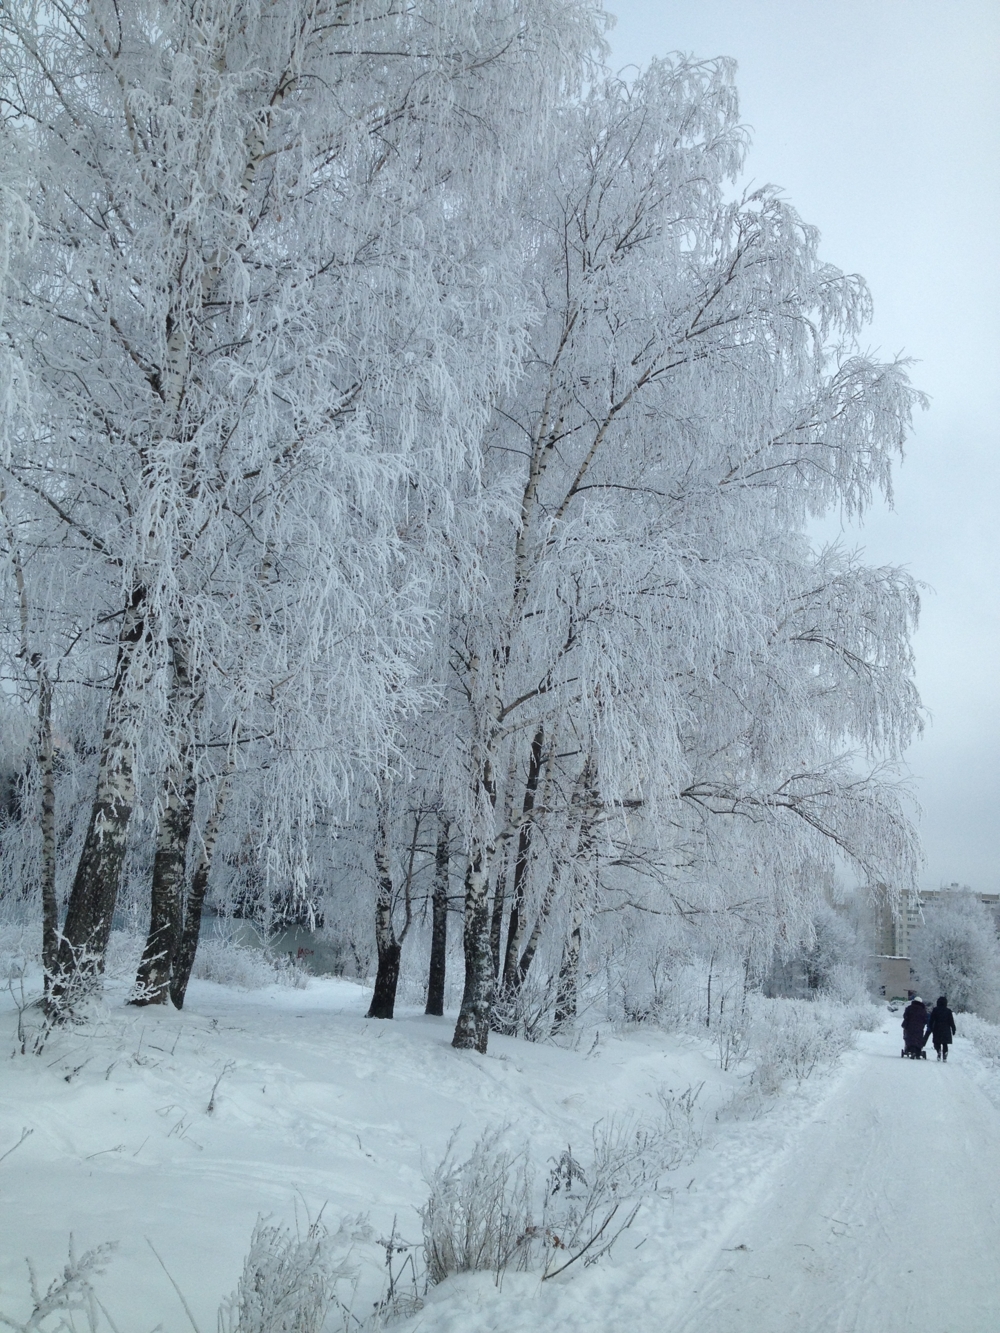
[2,976,998,1331]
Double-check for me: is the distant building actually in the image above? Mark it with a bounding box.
[915,884,1000,933]
[873,954,912,1003]
[867,884,1000,1003]
[870,883,918,958]
[869,885,920,1001]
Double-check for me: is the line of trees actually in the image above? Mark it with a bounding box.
[1,2,923,1050]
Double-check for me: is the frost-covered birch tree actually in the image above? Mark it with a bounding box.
[912,892,1000,1019]
[444,57,924,1051]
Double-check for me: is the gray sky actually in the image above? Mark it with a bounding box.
[607,1,1000,892]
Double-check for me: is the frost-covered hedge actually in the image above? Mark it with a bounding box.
[955,1012,1000,1065]
[749,998,858,1094]
[707,994,881,1117]
[100,930,309,991]
[1,926,310,997]
[190,937,309,991]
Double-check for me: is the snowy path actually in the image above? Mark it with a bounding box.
[660,1027,1000,1333]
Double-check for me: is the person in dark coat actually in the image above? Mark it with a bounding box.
[927,995,957,1060]
[901,996,929,1055]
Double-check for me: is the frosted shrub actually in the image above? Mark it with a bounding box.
[538,1100,700,1279]
[491,970,560,1042]
[422,1128,534,1284]
[712,1002,753,1071]
[958,1013,1000,1065]
[843,1001,882,1033]
[609,957,707,1032]
[102,931,144,982]
[220,1217,362,1333]
[751,999,855,1096]
[422,1094,700,1285]
[0,1239,117,1333]
[6,1222,368,1333]
[191,938,308,991]
[820,962,873,1008]
[93,931,309,992]
[271,953,311,991]
[0,927,32,981]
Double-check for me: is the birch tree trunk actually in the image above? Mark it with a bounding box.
[425,818,450,1017]
[38,673,57,987]
[489,849,507,981]
[515,874,558,984]
[131,639,197,1005]
[452,846,496,1052]
[367,797,402,1020]
[1,487,58,987]
[553,764,596,1031]
[553,760,597,1030]
[169,772,230,1010]
[501,725,545,990]
[132,760,196,1005]
[50,586,146,1010]
[552,905,584,1031]
[452,692,501,1051]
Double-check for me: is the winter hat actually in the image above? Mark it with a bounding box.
[913,997,923,1003]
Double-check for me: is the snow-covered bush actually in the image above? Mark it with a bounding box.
[0,1239,118,1333]
[911,891,1000,1020]
[607,952,715,1034]
[537,1101,700,1279]
[422,1096,700,1285]
[0,924,31,981]
[219,1217,363,1333]
[98,931,308,992]
[820,962,874,1008]
[422,1128,534,1284]
[491,970,562,1042]
[603,921,694,1028]
[190,938,309,991]
[799,904,866,991]
[712,1002,753,1072]
[750,998,856,1096]
[842,1000,882,1033]
[102,931,144,982]
[4,1220,367,1333]
[766,902,870,1000]
[956,1013,1000,1065]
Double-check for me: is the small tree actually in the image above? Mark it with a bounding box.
[767,900,867,998]
[912,890,1000,1020]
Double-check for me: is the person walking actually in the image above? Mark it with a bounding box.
[927,995,957,1061]
[901,995,929,1057]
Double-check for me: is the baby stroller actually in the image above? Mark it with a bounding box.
[901,995,928,1058]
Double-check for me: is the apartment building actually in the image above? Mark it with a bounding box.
[869,884,1000,1002]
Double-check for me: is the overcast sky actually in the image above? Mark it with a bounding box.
[606,1,1000,893]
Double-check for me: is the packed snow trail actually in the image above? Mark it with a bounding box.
[660,1027,1000,1333]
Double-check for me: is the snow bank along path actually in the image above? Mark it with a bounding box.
[657,1026,1000,1333]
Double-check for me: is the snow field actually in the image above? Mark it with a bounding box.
[0,973,876,1331]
